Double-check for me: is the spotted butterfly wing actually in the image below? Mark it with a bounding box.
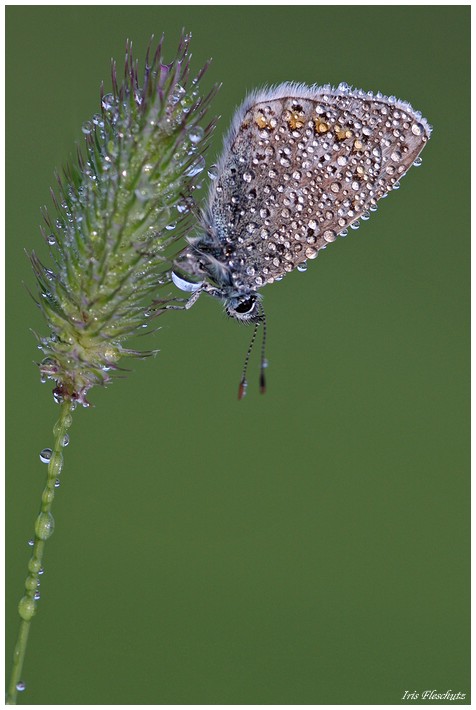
[186,82,431,294]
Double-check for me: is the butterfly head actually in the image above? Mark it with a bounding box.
[171,268,262,324]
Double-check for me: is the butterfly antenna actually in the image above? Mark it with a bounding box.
[238,321,260,400]
[259,306,267,395]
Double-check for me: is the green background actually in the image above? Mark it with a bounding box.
[6,5,470,705]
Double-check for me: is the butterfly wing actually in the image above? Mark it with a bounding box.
[204,82,431,291]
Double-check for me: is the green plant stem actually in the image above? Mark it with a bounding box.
[7,399,73,704]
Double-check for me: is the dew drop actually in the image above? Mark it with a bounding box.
[27,539,34,547]
[176,201,189,214]
[81,121,93,135]
[39,448,52,464]
[323,229,337,243]
[16,682,26,692]
[62,434,70,447]
[207,165,218,180]
[18,596,36,621]
[180,88,197,111]
[188,125,204,143]
[47,234,56,246]
[101,93,116,111]
[28,558,41,574]
[413,156,423,167]
[35,512,55,541]
[53,388,64,404]
[171,84,186,105]
[184,155,205,177]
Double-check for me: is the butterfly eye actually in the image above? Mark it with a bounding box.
[235,297,256,314]
[225,295,260,322]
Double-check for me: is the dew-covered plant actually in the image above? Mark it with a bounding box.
[7,34,217,704]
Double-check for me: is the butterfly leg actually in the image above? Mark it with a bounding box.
[149,289,203,315]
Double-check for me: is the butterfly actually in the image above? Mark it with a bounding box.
[171,82,431,396]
